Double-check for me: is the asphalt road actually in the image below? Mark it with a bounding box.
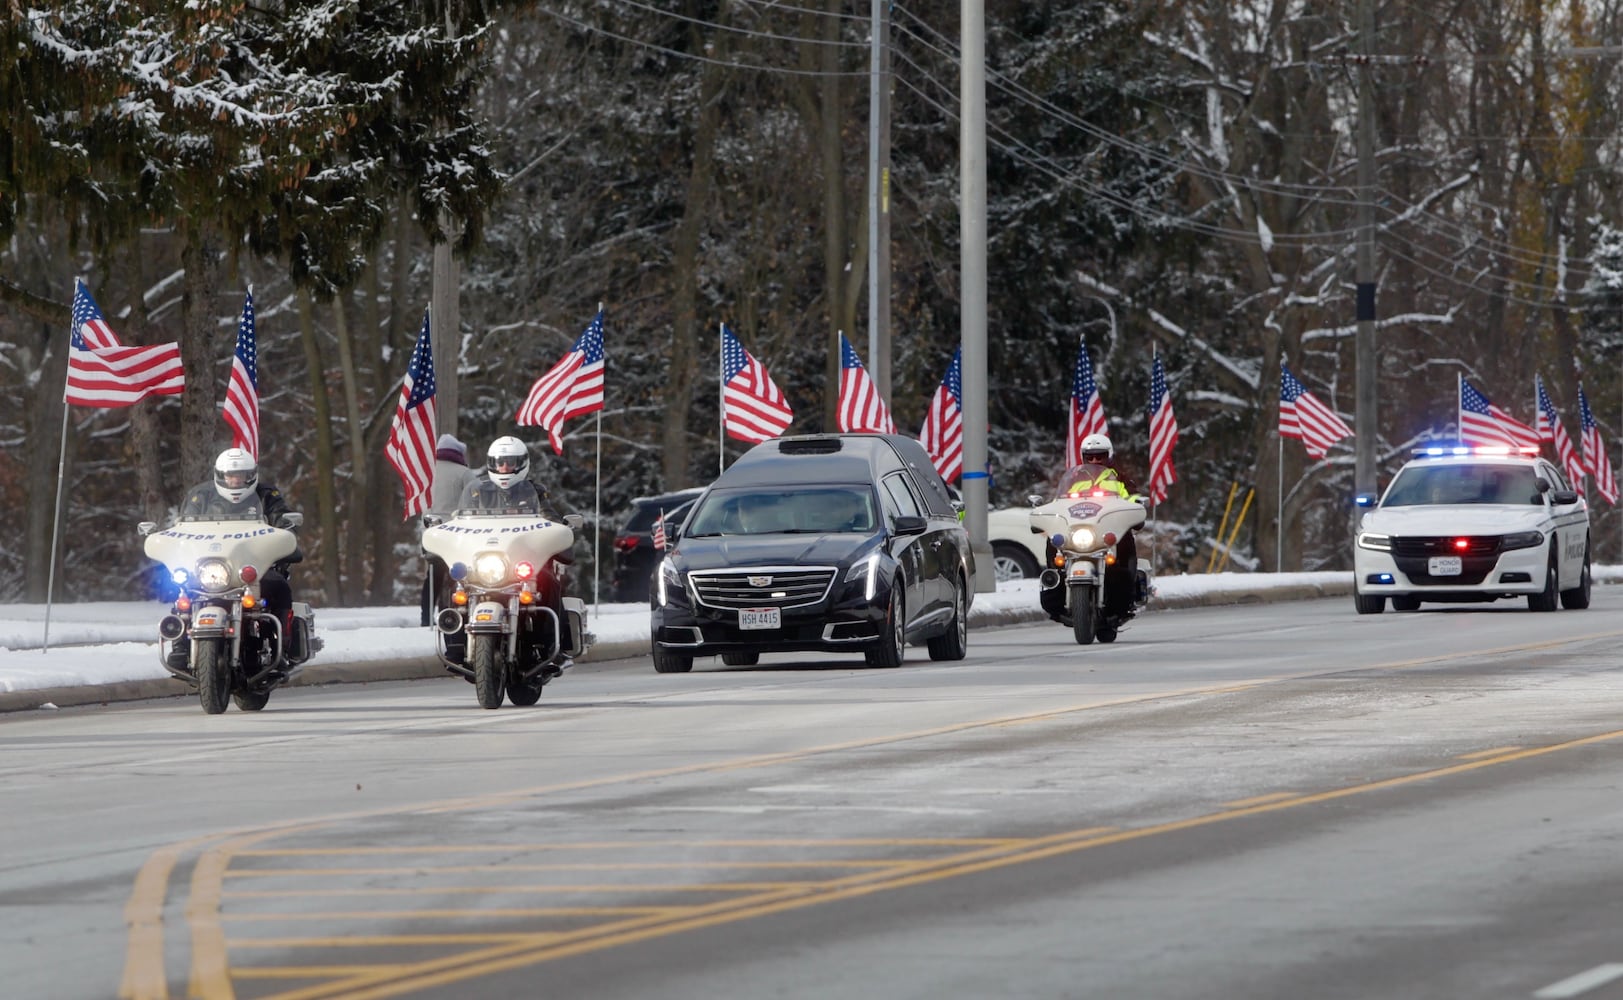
[4,593,1623,1000]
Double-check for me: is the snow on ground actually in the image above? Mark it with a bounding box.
[0,569,1609,695]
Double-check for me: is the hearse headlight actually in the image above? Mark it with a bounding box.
[845,552,880,600]
[1356,532,1391,552]
[658,557,681,607]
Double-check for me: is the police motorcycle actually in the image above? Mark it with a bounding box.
[1029,488,1152,645]
[421,508,590,709]
[139,512,318,713]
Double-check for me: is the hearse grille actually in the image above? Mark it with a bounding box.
[690,568,837,610]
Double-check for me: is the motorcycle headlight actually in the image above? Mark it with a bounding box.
[844,552,880,600]
[1356,532,1392,552]
[1069,527,1096,550]
[474,553,509,587]
[194,559,232,592]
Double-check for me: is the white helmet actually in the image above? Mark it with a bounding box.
[213,448,258,504]
[486,436,529,490]
[1080,433,1113,464]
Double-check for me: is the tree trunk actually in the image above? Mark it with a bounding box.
[126,242,167,525]
[661,23,727,488]
[297,287,343,604]
[179,220,224,484]
[332,293,367,599]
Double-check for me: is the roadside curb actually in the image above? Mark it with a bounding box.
[0,582,1355,713]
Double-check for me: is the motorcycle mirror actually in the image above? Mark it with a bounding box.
[279,512,304,529]
[137,521,158,537]
[421,513,445,529]
[563,513,585,531]
[1026,494,1044,508]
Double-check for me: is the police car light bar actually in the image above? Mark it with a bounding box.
[1412,444,1540,457]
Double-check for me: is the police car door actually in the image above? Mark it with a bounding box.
[1542,459,1587,585]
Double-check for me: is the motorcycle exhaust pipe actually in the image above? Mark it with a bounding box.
[435,607,465,634]
[1039,569,1063,591]
[158,615,186,641]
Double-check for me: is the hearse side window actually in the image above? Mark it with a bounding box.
[881,473,923,520]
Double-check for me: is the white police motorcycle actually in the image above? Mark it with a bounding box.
[140,512,318,713]
[422,509,589,709]
[1029,489,1151,645]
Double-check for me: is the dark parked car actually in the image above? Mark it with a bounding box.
[650,434,973,672]
[609,488,704,602]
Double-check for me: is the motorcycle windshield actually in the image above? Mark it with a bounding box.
[422,513,575,570]
[1053,464,1114,497]
[143,516,298,585]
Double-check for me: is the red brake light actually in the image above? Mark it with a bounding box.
[515,561,535,580]
[1453,538,1470,551]
[613,536,638,552]
[1091,490,1108,497]
[240,565,258,583]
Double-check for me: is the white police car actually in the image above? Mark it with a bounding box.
[1353,446,1591,613]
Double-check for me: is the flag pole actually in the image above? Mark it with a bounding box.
[593,302,604,610]
[718,324,725,478]
[1276,433,1283,573]
[1456,371,1463,439]
[44,279,79,653]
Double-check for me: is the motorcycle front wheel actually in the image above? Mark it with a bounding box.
[1069,584,1097,646]
[196,640,231,714]
[471,636,505,710]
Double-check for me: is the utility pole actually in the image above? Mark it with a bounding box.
[432,219,459,438]
[868,0,893,398]
[961,0,992,593]
[1354,0,1377,521]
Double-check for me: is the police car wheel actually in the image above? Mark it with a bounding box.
[1353,590,1385,615]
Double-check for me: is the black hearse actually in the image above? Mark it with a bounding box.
[649,434,974,672]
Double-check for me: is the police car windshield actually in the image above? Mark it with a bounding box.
[1383,463,1543,507]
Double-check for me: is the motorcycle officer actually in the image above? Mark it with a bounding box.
[454,436,579,668]
[168,448,302,671]
[1042,433,1145,621]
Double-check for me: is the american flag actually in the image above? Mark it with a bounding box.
[221,288,259,459]
[64,279,185,408]
[720,324,793,443]
[1459,378,1538,450]
[385,311,438,519]
[1279,362,1353,459]
[836,333,895,434]
[1579,384,1617,505]
[516,309,607,454]
[1065,340,1108,467]
[652,509,667,552]
[1146,353,1177,505]
[918,346,964,482]
[1535,375,1584,492]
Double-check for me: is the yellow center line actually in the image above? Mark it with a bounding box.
[1457,745,1523,760]
[231,966,396,980]
[270,730,1623,1000]
[223,908,691,922]
[127,626,1623,1000]
[1221,792,1298,808]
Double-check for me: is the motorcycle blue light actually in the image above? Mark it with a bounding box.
[170,569,188,585]
[449,561,467,581]
[1050,533,1065,549]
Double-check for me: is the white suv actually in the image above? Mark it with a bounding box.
[986,506,1049,581]
[1353,447,1591,613]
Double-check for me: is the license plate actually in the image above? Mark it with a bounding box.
[739,607,781,630]
[1428,555,1462,576]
